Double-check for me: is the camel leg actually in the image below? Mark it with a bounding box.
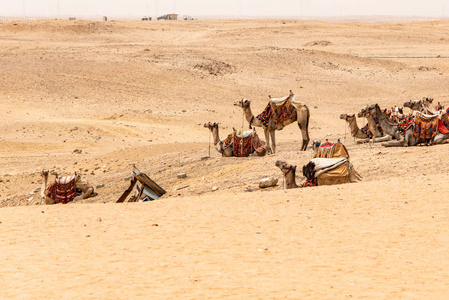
[74,187,94,201]
[371,136,392,143]
[297,107,310,151]
[431,134,449,145]
[222,147,233,157]
[382,131,412,147]
[270,130,276,154]
[356,138,370,144]
[43,197,55,205]
[381,139,408,147]
[264,128,272,154]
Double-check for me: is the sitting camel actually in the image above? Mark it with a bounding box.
[404,98,436,115]
[204,122,266,157]
[41,170,95,204]
[233,90,310,153]
[340,113,391,143]
[362,104,403,141]
[365,104,449,147]
[422,97,437,114]
[357,105,385,138]
[275,160,300,189]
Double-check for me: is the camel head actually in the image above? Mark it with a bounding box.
[74,172,81,183]
[340,113,355,121]
[203,122,219,130]
[312,140,321,153]
[358,106,369,118]
[367,104,378,116]
[275,160,297,176]
[404,100,422,111]
[403,100,413,109]
[233,99,251,109]
[423,97,434,105]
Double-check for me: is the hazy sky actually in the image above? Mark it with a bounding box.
[1,0,447,18]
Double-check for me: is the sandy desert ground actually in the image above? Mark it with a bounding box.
[1,19,449,298]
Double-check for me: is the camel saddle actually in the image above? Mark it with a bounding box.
[314,141,349,159]
[256,94,297,129]
[438,110,449,134]
[413,112,439,139]
[44,175,77,204]
[302,158,362,186]
[220,130,265,157]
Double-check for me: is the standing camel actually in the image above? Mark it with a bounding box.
[233,91,310,153]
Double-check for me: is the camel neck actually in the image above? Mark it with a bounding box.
[211,128,220,146]
[243,106,254,124]
[347,117,361,137]
[374,106,398,136]
[366,115,381,137]
[285,169,298,189]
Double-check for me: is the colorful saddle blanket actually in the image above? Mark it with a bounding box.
[219,131,265,157]
[301,178,318,188]
[438,111,449,134]
[44,175,77,204]
[413,113,439,139]
[233,133,254,157]
[256,95,296,128]
[397,115,414,136]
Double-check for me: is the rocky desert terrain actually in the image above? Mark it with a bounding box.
[1,19,449,298]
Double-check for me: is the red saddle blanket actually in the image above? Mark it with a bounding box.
[220,131,265,157]
[256,97,296,128]
[44,176,77,204]
[438,112,449,134]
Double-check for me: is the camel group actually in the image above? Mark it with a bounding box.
[341,97,449,147]
[203,122,267,157]
[38,93,448,205]
[233,91,310,153]
[205,90,311,156]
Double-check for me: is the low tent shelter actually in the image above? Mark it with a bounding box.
[117,166,166,203]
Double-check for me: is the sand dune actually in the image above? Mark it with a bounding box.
[1,19,449,298]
